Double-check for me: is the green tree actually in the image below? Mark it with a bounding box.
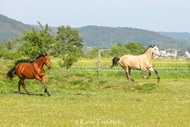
[17,22,54,60]
[54,26,83,69]
[0,38,20,59]
[0,46,13,59]
[86,47,99,58]
[3,39,18,51]
[124,42,145,55]
[101,49,111,58]
[110,43,130,56]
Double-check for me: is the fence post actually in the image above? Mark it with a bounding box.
[97,50,101,75]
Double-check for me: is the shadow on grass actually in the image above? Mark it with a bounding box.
[13,91,46,97]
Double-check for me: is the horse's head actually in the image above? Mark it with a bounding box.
[150,45,162,56]
[43,53,51,69]
[36,53,51,69]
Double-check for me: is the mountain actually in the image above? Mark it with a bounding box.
[159,32,190,42]
[78,26,190,50]
[0,14,32,42]
[1,14,190,51]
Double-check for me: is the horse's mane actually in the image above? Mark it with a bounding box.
[13,53,48,66]
[141,44,155,54]
[36,53,47,60]
[14,59,33,66]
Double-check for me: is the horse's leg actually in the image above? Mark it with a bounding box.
[142,66,153,79]
[35,75,51,96]
[18,80,21,94]
[144,67,160,83]
[43,82,51,96]
[128,68,134,81]
[120,61,134,82]
[20,79,30,95]
[129,68,131,75]
[143,71,151,79]
[124,67,134,82]
[154,69,160,83]
[41,76,51,96]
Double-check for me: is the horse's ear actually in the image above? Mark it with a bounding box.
[43,53,49,56]
[150,44,155,48]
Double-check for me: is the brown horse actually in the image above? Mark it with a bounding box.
[7,53,51,96]
[110,45,161,83]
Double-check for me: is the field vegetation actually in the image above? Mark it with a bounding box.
[0,58,190,126]
[1,14,190,127]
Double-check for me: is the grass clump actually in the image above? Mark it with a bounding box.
[128,83,159,93]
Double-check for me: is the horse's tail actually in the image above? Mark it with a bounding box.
[109,57,120,68]
[7,67,16,80]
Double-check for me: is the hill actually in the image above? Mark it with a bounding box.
[0,14,32,42]
[159,32,190,42]
[1,14,190,51]
[78,26,190,50]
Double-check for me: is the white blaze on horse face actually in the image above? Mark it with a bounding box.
[153,46,161,56]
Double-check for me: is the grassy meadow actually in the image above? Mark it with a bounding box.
[0,58,190,127]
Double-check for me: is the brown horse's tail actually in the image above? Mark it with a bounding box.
[7,67,16,80]
[110,57,120,68]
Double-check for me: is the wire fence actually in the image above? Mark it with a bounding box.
[71,61,190,73]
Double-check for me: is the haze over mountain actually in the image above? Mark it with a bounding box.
[1,14,190,51]
[158,32,190,42]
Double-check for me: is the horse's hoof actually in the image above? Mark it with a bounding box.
[47,93,51,96]
[44,90,47,93]
[143,76,146,79]
[157,78,160,83]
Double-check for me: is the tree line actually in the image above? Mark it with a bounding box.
[0,22,145,68]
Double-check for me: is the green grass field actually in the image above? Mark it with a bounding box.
[0,58,190,127]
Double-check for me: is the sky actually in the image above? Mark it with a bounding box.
[1,0,190,32]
